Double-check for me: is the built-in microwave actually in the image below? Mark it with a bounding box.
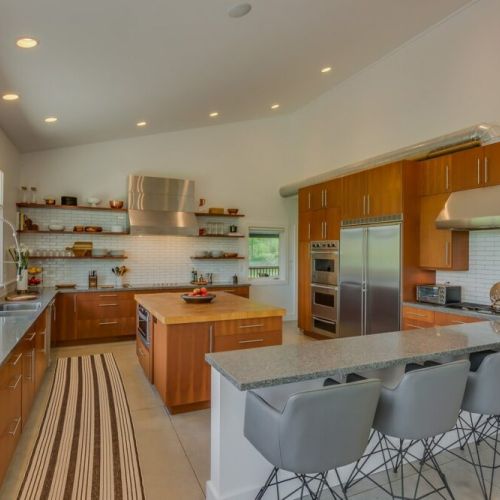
[416,284,461,305]
[311,240,339,286]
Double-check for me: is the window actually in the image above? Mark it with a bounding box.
[248,227,286,282]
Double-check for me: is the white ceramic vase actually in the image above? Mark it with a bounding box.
[17,268,28,292]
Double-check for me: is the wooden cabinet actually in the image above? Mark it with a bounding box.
[21,330,36,427]
[34,312,48,391]
[298,186,313,213]
[342,162,402,219]
[298,211,312,242]
[419,155,452,196]
[0,347,23,485]
[136,336,151,382]
[297,242,311,332]
[402,305,482,331]
[53,293,77,343]
[450,147,484,191]
[483,142,500,186]
[419,193,468,270]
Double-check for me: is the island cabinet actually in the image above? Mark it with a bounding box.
[21,329,37,426]
[419,193,469,270]
[0,345,23,485]
[137,291,285,414]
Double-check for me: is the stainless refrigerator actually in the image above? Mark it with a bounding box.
[339,223,401,337]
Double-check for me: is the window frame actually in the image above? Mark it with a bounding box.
[247,226,288,285]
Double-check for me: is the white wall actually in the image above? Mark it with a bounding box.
[20,116,298,318]
[287,0,500,183]
[0,128,20,288]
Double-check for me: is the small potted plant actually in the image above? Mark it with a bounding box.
[9,245,30,292]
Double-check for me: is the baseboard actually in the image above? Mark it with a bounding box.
[206,480,261,500]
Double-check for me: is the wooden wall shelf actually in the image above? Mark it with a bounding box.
[197,234,244,238]
[16,203,127,212]
[30,256,128,260]
[190,256,245,260]
[195,212,245,218]
[18,230,129,236]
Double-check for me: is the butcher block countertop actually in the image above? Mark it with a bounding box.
[134,291,286,325]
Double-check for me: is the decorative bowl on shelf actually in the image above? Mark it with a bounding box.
[210,250,224,258]
[92,248,108,257]
[73,225,84,232]
[181,293,215,304]
[109,200,124,209]
[227,208,239,215]
[85,226,103,232]
[194,250,208,258]
[48,224,65,232]
[87,197,101,206]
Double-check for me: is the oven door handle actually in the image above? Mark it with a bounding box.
[311,284,338,291]
[312,316,337,325]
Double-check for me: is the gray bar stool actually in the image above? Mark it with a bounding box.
[455,351,500,499]
[244,379,381,499]
[346,360,470,499]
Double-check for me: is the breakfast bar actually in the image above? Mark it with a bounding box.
[205,320,500,500]
[134,291,285,414]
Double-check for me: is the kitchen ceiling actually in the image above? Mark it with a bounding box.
[0,0,473,152]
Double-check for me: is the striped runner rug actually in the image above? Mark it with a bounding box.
[18,353,145,500]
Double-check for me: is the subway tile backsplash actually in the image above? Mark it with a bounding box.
[19,209,246,287]
[436,230,500,304]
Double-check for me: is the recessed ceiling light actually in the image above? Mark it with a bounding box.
[228,3,252,18]
[321,66,332,73]
[16,37,38,49]
[2,93,19,101]
[271,103,280,110]
[136,121,147,127]
[44,117,58,123]
[209,112,219,118]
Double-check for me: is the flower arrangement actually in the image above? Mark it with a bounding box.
[9,245,29,271]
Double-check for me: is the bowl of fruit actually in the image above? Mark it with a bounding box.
[181,287,215,304]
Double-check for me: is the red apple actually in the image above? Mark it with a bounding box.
[200,287,207,296]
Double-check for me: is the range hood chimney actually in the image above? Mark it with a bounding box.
[436,184,500,230]
[128,175,198,235]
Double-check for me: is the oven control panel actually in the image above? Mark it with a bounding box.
[311,240,339,250]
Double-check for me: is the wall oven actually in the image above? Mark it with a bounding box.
[311,284,338,322]
[311,240,339,286]
[137,304,151,348]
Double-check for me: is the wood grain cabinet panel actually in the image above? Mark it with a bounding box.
[76,300,136,320]
[450,147,484,191]
[0,348,23,486]
[21,330,36,426]
[366,162,403,217]
[419,155,452,195]
[434,312,482,326]
[298,211,312,242]
[213,317,282,336]
[214,331,282,352]
[402,306,435,324]
[35,312,48,391]
[53,293,77,343]
[298,187,312,213]
[76,317,136,339]
[483,142,500,186]
[419,193,469,270]
[341,171,366,220]
[297,242,311,333]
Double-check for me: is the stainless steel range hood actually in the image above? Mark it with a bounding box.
[436,185,500,230]
[128,176,198,235]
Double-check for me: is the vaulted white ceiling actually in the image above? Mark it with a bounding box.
[0,0,472,152]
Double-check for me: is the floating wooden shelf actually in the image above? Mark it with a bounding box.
[190,256,245,260]
[16,203,127,212]
[18,230,129,236]
[29,256,128,260]
[194,212,245,218]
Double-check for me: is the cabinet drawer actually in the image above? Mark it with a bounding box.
[77,291,135,302]
[402,319,434,331]
[136,336,151,382]
[77,300,136,320]
[402,306,435,324]
[214,330,282,352]
[76,317,136,339]
[214,317,282,336]
[434,312,481,326]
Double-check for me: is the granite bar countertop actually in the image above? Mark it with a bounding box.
[0,289,57,367]
[206,321,500,391]
[55,282,250,293]
[135,291,285,325]
[403,301,498,320]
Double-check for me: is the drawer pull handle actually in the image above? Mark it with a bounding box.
[25,332,36,342]
[8,417,21,437]
[99,294,118,297]
[99,321,119,325]
[239,339,264,344]
[239,324,264,329]
[406,323,425,330]
[10,353,22,367]
[9,375,22,391]
[99,304,119,307]
[451,320,466,324]
[406,312,427,318]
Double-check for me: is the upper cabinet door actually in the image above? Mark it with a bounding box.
[298,211,312,242]
[450,147,484,191]
[298,187,312,213]
[419,155,452,195]
[341,172,366,220]
[323,178,342,209]
[310,183,327,211]
[483,142,500,186]
[366,162,403,217]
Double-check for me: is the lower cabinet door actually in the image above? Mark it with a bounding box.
[76,317,136,339]
[214,330,282,352]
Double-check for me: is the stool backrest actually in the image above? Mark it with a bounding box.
[463,352,500,415]
[279,379,381,474]
[375,360,470,440]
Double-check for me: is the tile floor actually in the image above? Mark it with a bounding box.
[1,322,500,499]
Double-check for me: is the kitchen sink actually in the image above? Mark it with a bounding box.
[0,302,42,316]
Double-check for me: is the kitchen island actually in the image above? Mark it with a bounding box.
[134,291,285,414]
[205,320,500,500]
